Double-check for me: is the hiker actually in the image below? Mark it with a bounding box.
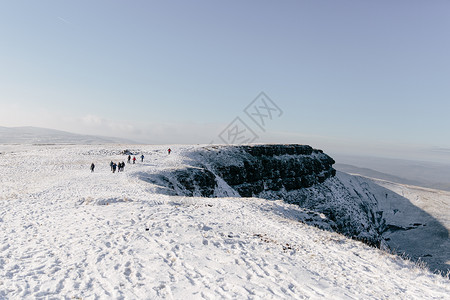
[110,161,114,171]
[121,161,125,171]
[168,148,171,155]
[90,163,95,172]
[132,156,136,164]
[141,154,144,162]
[127,155,131,163]
[112,163,117,173]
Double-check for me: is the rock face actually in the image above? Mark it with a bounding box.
[144,144,336,198]
[196,145,336,197]
[144,144,383,247]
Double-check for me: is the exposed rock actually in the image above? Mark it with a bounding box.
[144,144,385,247]
[194,144,336,197]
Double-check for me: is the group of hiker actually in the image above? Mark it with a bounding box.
[110,161,125,173]
[90,148,172,173]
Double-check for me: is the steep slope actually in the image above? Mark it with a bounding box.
[141,145,387,245]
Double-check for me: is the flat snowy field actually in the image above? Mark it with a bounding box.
[0,145,449,299]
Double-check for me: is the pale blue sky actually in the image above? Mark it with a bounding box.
[1,1,449,161]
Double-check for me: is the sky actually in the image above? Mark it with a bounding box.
[1,1,450,162]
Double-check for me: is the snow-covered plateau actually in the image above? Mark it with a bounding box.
[0,144,449,299]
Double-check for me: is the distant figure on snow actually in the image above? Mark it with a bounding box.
[110,161,114,171]
[168,148,171,155]
[112,163,117,173]
[132,156,136,164]
[127,155,131,163]
[90,163,95,172]
[141,154,144,162]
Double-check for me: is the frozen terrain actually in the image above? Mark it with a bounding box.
[0,144,449,299]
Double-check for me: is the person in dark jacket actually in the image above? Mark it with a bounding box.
[90,163,95,172]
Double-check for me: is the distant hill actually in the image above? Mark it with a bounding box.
[335,162,450,192]
[334,163,423,186]
[0,126,138,144]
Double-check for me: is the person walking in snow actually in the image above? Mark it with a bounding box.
[112,163,117,173]
[110,161,114,171]
[141,154,144,162]
[90,163,95,172]
[168,148,171,155]
[132,156,136,164]
[127,155,131,163]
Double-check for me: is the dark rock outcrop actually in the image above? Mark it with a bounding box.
[142,144,336,199]
[194,145,336,197]
[141,144,383,247]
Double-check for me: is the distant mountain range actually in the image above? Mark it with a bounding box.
[335,162,450,192]
[334,164,423,187]
[0,126,138,144]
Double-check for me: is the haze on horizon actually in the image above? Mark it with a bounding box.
[1,1,449,163]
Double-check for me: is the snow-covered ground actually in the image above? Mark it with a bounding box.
[0,144,449,299]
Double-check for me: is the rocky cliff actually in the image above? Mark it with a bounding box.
[142,144,385,246]
[194,144,336,197]
[145,144,335,198]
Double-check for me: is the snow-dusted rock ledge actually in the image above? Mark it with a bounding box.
[144,145,385,245]
[146,144,336,198]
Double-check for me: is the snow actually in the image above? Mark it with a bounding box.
[367,177,450,274]
[0,144,449,299]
